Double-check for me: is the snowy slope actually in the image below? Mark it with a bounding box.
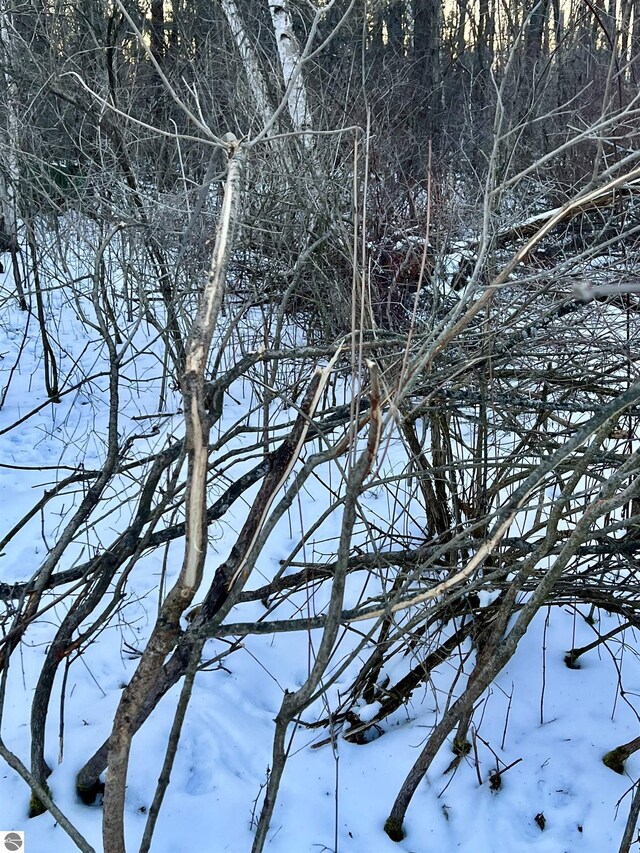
[0,253,639,853]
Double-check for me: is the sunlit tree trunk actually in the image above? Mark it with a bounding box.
[621,0,633,69]
[267,0,313,146]
[221,0,275,130]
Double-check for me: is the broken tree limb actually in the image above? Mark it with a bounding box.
[493,177,640,248]
[101,136,245,853]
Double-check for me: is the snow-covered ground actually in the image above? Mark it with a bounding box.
[1,244,639,853]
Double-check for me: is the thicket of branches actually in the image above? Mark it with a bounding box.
[2,1,640,851]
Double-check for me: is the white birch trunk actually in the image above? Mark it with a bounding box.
[267,0,313,147]
[220,0,314,149]
[220,0,275,131]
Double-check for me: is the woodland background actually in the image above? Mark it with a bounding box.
[2,1,640,851]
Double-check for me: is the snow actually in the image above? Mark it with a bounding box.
[1,243,640,853]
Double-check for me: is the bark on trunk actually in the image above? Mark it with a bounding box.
[268,0,312,145]
[101,136,246,853]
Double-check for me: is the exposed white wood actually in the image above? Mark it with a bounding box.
[268,0,313,146]
[181,137,246,592]
[220,0,275,131]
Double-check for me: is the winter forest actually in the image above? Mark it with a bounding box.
[1,0,640,851]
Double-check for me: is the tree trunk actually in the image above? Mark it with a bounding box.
[268,0,313,145]
[412,0,442,145]
[413,0,441,96]
[221,0,275,131]
[101,136,246,853]
[0,3,26,308]
[150,0,165,58]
